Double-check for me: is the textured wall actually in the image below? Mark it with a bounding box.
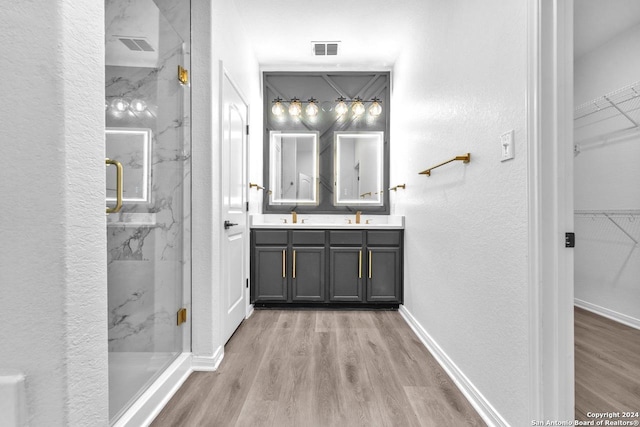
[574,23,640,322]
[191,0,261,358]
[0,0,108,426]
[390,0,530,424]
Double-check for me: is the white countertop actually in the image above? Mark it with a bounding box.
[250,214,404,229]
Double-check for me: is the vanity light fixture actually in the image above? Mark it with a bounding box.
[106,96,153,115]
[288,98,302,116]
[268,96,383,118]
[272,97,285,116]
[335,97,349,115]
[305,98,319,117]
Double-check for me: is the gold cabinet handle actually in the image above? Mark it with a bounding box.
[368,250,372,279]
[106,158,123,214]
[358,250,362,279]
[293,250,296,279]
[282,249,286,278]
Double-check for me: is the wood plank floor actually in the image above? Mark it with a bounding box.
[151,310,486,427]
[575,307,640,420]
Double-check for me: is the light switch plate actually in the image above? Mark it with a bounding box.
[500,130,515,161]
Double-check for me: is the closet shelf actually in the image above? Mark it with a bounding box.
[574,81,640,147]
[575,210,639,246]
[574,209,640,216]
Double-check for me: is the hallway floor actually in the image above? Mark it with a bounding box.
[151,310,485,426]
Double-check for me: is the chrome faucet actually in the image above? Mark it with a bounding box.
[291,211,297,224]
[355,211,362,224]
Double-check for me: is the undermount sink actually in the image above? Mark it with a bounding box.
[249,214,404,229]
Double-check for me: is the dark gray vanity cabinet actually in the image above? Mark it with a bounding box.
[329,231,365,302]
[366,231,403,303]
[251,228,403,306]
[252,231,288,301]
[291,231,325,302]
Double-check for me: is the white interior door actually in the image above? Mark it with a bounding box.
[221,68,248,344]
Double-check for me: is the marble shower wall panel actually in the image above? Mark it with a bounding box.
[106,0,191,354]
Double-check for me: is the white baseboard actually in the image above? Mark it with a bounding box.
[574,299,640,330]
[113,353,192,427]
[246,304,255,319]
[191,345,224,371]
[398,306,508,427]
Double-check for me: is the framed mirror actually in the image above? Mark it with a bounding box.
[334,132,384,206]
[269,131,319,205]
[106,127,152,204]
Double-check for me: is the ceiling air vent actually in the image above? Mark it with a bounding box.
[312,41,340,56]
[118,37,155,52]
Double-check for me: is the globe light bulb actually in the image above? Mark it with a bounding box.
[335,97,348,116]
[305,99,319,117]
[369,99,382,117]
[271,98,285,116]
[289,98,302,116]
[130,98,147,113]
[352,98,365,116]
[111,98,129,113]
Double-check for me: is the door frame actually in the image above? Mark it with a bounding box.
[528,0,574,420]
[218,61,251,342]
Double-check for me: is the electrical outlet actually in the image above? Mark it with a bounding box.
[500,130,515,161]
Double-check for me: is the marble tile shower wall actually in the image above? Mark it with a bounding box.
[105,0,191,353]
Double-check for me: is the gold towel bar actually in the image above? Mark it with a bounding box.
[419,153,471,176]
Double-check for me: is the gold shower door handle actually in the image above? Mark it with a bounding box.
[282,249,286,278]
[106,158,123,214]
[293,250,296,279]
[358,250,362,279]
[368,250,372,279]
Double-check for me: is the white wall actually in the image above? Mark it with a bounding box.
[574,23,640,323]
[191,0,260,361]
[391,0,530,424]
[0,1,108,426]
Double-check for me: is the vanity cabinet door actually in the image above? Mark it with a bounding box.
[329,248,364,302]
[366,247,402,303]
[253,246,288,302]
[291,247,325,302]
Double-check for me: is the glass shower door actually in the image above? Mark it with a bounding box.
[104,0,190,422]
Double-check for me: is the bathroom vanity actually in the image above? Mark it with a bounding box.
[250,215,404,308]
[253,72,399,308]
